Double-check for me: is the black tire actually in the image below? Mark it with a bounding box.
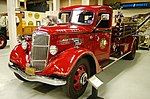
[0,34,7,49]
[63,58,90,99]
[14,72,28,82]
[126,41,136,60]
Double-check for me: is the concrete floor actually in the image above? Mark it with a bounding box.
[0,47,150,99]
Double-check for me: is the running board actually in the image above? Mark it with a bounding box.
[100,51,131,70]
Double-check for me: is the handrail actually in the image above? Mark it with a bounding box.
[137,15,150,29]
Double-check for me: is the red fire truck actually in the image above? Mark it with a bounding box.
[8,5,137,99]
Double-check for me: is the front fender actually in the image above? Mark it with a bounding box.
[10,44,30,69]
[42,47,101,76]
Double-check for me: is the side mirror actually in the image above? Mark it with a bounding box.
[92,14,110,32]
[101,14,109,20]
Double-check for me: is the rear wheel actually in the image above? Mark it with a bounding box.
[0,34,7,49]
[126,41,136,60]
[63,58,90,99]
[14,73,28,82]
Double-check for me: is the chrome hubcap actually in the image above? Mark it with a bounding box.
[80,72,87,85]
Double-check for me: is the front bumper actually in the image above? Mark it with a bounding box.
[8,61,66,86]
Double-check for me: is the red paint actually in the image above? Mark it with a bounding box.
[38,48,95,76]
[10,44,30,69]
[10,5,135,78]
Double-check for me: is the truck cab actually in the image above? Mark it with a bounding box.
[57,6,112,62]
[8,5,137,99]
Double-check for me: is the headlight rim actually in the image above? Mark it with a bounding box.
[50,45,58,55]
[21,40,28,50]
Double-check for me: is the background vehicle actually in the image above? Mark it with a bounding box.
[0,27,7,49]
[0,13,37,49]
[8,5,137,99]
[0,13,8,49]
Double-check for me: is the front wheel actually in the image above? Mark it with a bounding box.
[0,34,7,49]
[63,58,90,99]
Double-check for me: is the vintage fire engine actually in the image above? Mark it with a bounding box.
[8,5,137,99]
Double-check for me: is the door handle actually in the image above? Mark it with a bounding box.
[95,35,100,41]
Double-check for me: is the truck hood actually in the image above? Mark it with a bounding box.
[37,25,93,34]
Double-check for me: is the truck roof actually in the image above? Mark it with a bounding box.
[60,5,112,12]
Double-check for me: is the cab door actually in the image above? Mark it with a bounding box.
[94,13,112,62]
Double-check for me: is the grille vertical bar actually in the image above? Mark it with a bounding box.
[31,32,50,71]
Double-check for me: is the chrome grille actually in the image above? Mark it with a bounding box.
[31,32,50,71]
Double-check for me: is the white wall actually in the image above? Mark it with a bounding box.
[122,8,150,17]
[0,0,7,12]
[112,8,150,26]
[113,8,150,18]
[22,11,46,26]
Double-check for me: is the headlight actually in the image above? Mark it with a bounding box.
[50,45,58,55]
[21,40,28,50]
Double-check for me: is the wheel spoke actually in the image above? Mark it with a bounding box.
[73,80,81,90]
[74,72,80,80]
[74,71,81,90]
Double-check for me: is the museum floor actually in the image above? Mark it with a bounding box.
[0,46,150,99]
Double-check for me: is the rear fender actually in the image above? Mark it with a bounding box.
[42,47,101,76]
[129,36,136,51]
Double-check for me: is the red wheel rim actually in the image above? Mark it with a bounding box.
[0,36,5,46]
[73,65,87,91]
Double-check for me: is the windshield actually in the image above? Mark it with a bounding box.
[58,10,94,25]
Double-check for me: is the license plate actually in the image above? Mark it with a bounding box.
[25,67,35,75]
